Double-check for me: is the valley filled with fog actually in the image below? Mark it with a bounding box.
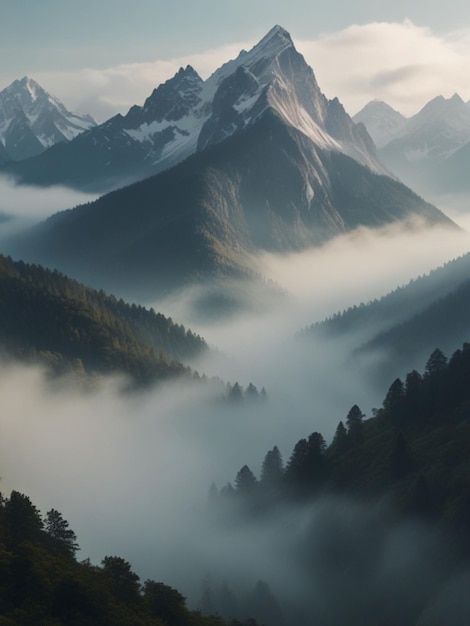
[1,179,470,623]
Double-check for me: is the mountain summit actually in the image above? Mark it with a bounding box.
[4,26,384,191]
[0,77,96,162]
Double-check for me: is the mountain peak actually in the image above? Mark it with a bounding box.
[140,64,203,122]
[0,76,96,161]
[251,24,294,58]
[175,65,202,81]
[413,92,470,123]
[9,76,46,102]
[449,92,465,105]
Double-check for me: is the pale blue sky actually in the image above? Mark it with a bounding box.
[2,1,470,118]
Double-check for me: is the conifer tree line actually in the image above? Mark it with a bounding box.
[211,343,470,547]
[0,254,209,383]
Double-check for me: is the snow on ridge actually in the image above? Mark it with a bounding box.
[0,76,97,159]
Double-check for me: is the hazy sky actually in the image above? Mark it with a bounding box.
[2,1,470,120]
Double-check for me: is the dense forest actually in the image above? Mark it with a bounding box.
[207,343,470,625]
[0,254,208,385]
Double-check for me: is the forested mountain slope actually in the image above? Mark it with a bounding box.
[210,343,470,625]
[0,255,207,383]
[304,251,470,382]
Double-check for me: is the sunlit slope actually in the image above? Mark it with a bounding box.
[0,255,207,382]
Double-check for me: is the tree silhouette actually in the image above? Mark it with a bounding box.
[235,465,258,494]
[330,420,349,455]
[101,556,140,603]
[346,405,364,444]
[44,508,79,557]
[260,446,284,486]
[424,348,448,378]
[4,491,44,543]
[143,580,189,626]
[285,432,328,498]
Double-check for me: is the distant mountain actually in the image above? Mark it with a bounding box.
[353,100,407,148]
[7,27,456,302]
[305,251,470,384]
[0,254,207,384]
[358,94,470,195]
[2,26,386,192]
[0,77,96,163]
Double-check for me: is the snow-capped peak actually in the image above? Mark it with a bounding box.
[0,76,96,161]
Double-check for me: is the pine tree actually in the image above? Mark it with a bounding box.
[383,378,405,422]
[4,491,44,542]
[101,556,141,604]
[44,508,79,557]
[260,446,284,486]
[346,405,364,444]
[235,465,257,494]
[330,421,349,455]
[285,432,328,498]
[424,348,448,378]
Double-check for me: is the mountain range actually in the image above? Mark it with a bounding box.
[5,26,456,303]
[354,94,470,196]
[0,77,96,163]
[2,26,385,193]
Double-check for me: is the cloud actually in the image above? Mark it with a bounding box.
[35,42,252,121]
[0,175,97,239]
[296,20,470,116]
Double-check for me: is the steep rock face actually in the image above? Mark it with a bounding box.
[0,77,96,162]
[2,26,385,191]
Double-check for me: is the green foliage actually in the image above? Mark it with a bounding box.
[143,580,189,626]
[0,254,208,385]
[214,342,470,547]
[102,556,141,604]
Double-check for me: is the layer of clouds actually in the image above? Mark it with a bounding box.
[0,175,97,239]
[27,21,470,122]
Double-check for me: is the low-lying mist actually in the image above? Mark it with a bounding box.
[0,175,97,239]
